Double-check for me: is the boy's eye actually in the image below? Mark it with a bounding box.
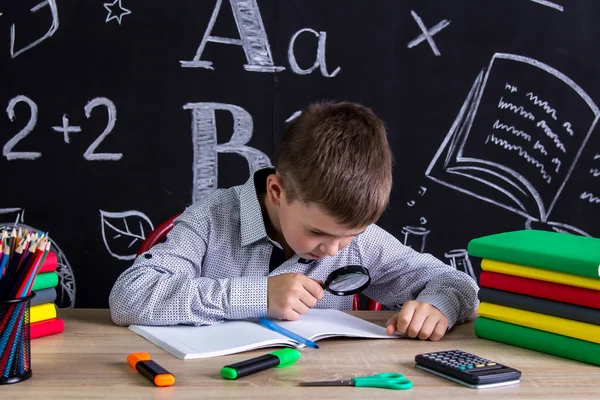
[309,230,322,236]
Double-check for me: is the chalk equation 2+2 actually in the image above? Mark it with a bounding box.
[3,95,122,161]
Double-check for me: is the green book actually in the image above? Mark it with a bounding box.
[468,230,600,279]
[32,271,59,291]
[474,317,600,366]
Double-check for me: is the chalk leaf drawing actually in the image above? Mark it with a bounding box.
[10,0,59,58]
[103,0,132,25]
[426,53,598,236]
[100,210,154,260]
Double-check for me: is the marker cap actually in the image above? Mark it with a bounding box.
[272,348,301,368]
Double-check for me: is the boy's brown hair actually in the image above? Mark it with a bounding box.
[274,101,393,228]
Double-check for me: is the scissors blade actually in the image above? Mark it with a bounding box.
[299,380,355,387]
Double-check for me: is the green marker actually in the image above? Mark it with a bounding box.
[220,348,301,380]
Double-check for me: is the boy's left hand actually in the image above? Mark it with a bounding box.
[385,300,449,341]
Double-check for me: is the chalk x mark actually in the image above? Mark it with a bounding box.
[407,11,450,56]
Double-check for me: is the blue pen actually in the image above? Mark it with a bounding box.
[258,317,319,349]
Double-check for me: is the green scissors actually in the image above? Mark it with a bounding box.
[299,372,413,390]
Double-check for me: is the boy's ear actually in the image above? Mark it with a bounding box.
[266,173,285,206]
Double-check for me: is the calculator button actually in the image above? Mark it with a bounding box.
[475,364,485,367]
[487,362,496,366]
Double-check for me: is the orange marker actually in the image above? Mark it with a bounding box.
[127,352,175,387]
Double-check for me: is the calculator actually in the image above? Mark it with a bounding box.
[415,350,521,389]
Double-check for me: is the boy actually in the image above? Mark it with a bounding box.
[109,101,479,341]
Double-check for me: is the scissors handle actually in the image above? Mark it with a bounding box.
[351,373,413,390]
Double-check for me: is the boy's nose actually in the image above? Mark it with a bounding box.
[320,242,339,257]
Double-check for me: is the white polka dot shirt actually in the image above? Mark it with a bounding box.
[109,168,479,328]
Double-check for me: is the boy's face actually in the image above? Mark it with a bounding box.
[265,173,367,260]
[278,199,367,260]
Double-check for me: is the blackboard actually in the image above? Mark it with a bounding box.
[1,0,598,308]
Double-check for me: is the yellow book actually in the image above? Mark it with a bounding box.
[30,303,57,324]
[478,302,600,344]
[481,259,600,291]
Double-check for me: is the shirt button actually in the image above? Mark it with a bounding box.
[144,253,152,259]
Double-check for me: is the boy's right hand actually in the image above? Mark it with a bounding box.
[267,273,324,321]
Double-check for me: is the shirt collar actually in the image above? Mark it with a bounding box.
[238,167,315,264]
[239,167,274,247]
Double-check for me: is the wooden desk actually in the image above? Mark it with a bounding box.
[2,310,598,399]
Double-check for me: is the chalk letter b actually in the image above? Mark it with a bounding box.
[183,102,272,202]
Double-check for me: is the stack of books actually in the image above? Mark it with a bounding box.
[30,250,64,339]
[468,229,600,366]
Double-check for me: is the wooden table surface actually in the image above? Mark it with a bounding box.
[2,309,599,399]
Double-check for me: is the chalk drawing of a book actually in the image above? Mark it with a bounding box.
[426,53,599,235]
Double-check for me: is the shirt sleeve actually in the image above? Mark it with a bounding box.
[108,206,268,326]
[357,225,479,329]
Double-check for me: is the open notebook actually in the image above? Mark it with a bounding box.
[129,309,400,359]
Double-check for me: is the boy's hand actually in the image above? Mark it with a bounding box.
[385,300,449,341]
[267,273,324,321]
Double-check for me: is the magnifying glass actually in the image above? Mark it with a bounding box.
[319,265,371,296]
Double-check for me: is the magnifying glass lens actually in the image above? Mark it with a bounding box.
[328,273,370,292]
[322,265,371,296]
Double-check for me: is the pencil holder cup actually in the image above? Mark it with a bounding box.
[0,294,34,385]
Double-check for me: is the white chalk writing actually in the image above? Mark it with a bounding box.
[497,97,536,121]
[505,83,517,93]
[407,11,450,56]
[492,119,532,141]
[580,192,600,204]
[11,0,59,58]
[288,28,340,77]
[562,121,574,136]
[180,0,285,72]
[183,102,271,202]
[551,157,561,173]
[4,95,40,160]
[485,134,552,183]
[533,140,548,155]
[526,92,557,120]
[83,98,122,161]
[529,0,564,12]
[536,120,567,153]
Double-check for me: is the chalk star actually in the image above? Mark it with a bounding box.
[104,0,131,25]
[52,114,81,144]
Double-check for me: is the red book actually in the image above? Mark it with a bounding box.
[39,251,57,273]
[30,317,64,339]
[480,271,600,309]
